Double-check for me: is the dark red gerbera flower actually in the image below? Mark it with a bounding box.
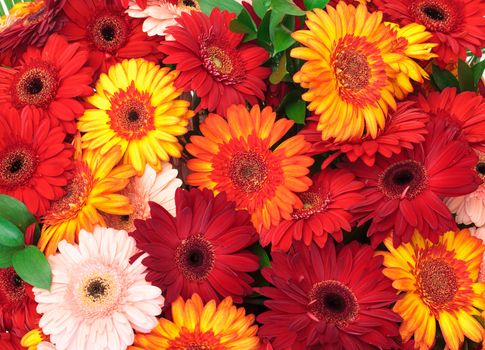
[0,268,39,338]
[0,330,22,350]
[0,34,93,134]
[0,0,66,66]
[0,107,74,216]
[130,188,259,304]
[302,101,429,167]
[418,87,485,153]
[159,8,271,115]
[257,241,401,350]
[260,169,364,252]
[374,0,485,64]
[350,119,481,247]
[59,0,158,74]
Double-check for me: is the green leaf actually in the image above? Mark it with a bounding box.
[12,245,52,290]
[273,26,296,54]
[0,194,37,233]
[271,0,306,15]
[251,244,271,269]
[458,59,475,92]
[472,60,485,86]
[431,64,459,91]
[252,0,271,18]
[230,8,257,41]
[199,0,243,15]
[304,0,329,10]
[0,217,24,248]
[285,99,307,124]
[270,54,288,84]
[257,11,272,47]
[0,245,19,268]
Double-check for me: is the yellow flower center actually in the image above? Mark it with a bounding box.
[334,49,370,92]
[207,47,234,75]
[291,191,330,220]
[417,258,458,306]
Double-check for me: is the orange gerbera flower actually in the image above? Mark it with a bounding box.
[186,104,314,231]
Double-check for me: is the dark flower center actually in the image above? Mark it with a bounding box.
[418,258,458,307]
[175,236,215,281]
[291,191,330,220]
[476,162,485,175]
[121,215,131,222]
[109,83,155,140]
[228,151,269,193]
[187,346,211,350]
[378,160,428,199]
[0,268,26,306]
[84,277,110,303]
[89,14,128,53]
[181,0,197,7]
[0,144,37,189]
[410,0,460,32]
[308,280,359,327]
[13,64,60,108]
[334,49,370,92]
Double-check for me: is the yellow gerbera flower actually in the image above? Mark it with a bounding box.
[21,328,50,350]
[381,229,485,350]
[39,146,135,256]
[78,58,194,175]
[129,294,260,350]
[291,2,434,142]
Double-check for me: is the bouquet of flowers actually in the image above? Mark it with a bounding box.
[0,0,484,349]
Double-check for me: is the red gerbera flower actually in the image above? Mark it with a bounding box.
[302,101,429,167]
[257,241,401,350]
[60,0,158,74]
[0,34,93,134]
[418,87,485,153]
[0,268,39,338]
[374,0,485,64]
[260,169,364,252]
[0,0,66,66]
[0,107,74,216]
[130,188,259,304]
[159,9,271,115]
[350,119,481,247]
[0,330,22,350]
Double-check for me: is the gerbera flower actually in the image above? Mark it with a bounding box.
[381,229,485,350]
[445,152,485,227]
[60,0,158,73]
[0,0,65,66]
[34,227,164,350]
[78,58,194,176]
[470,226,485,282]
[130,294,260,350]
[39,146,135,256]
[260,169,364,252]
[20,329,52,350]
[125,0,200,38]
[350,120,480,247]
[186,104,314,231]
[0,34,93,134]
[0,268,39,337]
[374,0,485,64]
[258,241,401,350]
[418,88,485,153]
[302,101,429,167]
[0,107,74,216]
[130,188,259,303]
[104,163,182,232]
[0,329,22,350]
[159,9,271,115]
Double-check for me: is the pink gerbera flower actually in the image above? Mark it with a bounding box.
[34,227,164,350]
[104,163,182,232]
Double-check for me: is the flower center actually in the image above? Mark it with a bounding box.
[201,43,244,85]
[410,0,460,32]
[0,268,26,307]
[308,280,359,327]
[476,161,485,181]
[378,160,428,199]
[44,162,93,225]
[73,268,123,318]
[108,83,155,140]
[175,236,215,281]
[169,329,221,350]
[418,258,458,306]
[0,144,37,189]
[291,191,330,220]
[12,63,59,108]
[89,14,128,53]
[177,0,200,9]
[334,49,370,92]
[228,151,269,194]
